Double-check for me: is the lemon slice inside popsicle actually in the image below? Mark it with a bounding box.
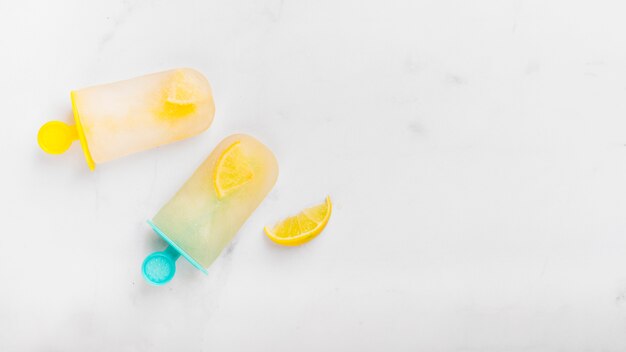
[265,196,332,246]
[214,141,254,198]
[162,70,202,116]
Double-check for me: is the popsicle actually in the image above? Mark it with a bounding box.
[37,68,215,170]
[142,134,278,285]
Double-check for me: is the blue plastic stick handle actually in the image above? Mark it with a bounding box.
[142,245,181,285]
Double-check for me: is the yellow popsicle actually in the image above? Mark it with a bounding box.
[37,68,215,170]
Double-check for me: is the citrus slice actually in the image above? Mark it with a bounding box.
[214,141,254,198]
[265,196,332,246]
[166,70,197,105]
[162,70,198,117]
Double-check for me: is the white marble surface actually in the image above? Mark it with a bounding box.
[2,0,626,350]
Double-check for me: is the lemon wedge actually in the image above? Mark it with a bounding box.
[162,70,197,117]
[214,141,254,198]
[166,70,197,104]
[265,196,332,246]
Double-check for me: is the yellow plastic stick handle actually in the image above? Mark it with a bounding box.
[37,121,78,154]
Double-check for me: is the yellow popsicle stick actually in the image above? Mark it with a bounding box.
[70,91,96,170]
[37,121,78,154]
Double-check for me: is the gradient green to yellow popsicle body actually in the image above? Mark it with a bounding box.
[72,68,215,165]
[152,134,278,268]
